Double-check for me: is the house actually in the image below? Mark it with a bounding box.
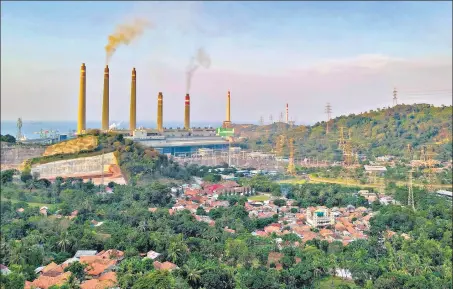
[80,272,117,289]
[80,256,117,277]
[40,206,49,216]
[97,249,124,261]
[40,262,66,277]
[224,227,236,234]
[25,271,72,289]
[144,250,162,260]
[74,250,98,258]
[153,261,178,271]
[0,264,11,275]
[267,252,283,270]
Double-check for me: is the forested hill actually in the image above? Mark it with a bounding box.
[235,104,452,161]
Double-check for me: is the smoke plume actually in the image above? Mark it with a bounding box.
[186,48,211,93]
[105,18,152,64]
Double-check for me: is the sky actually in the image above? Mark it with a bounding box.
[1,1,452,125]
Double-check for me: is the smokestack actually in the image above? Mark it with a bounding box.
[184,94,190,130]
[226,90,231,122]
[77,63,86,134]
[102,65,110,131]
[157,92,163,132]
[286,103,289,124]
[129,68,136,131]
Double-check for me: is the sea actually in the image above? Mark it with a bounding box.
[0,120,223,140]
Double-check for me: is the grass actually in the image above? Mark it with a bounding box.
[248,195,270,202]
[277,179,307,185]
[315,276,357,289]
[309,175,452,190]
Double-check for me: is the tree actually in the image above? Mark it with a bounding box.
[64,262,87,281]
[57,232,72,252]
[200,268,235,289]
[273,199,286,207]
[1,134,16,143]
[132,270,176,289]
[182,258,203,288]
[0,272,25,289]
[1,170,15,184]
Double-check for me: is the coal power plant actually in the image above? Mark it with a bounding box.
[76,63,234,155]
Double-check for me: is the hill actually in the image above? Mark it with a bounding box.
[234,104,452,161]
[43,135,98,156]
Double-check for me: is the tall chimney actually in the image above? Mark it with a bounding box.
[184,94,190,130]
[157,92,163,132]
[102,65,110,131]
[129,68,136,131]
[286,103,289,124]
[226,90,231,122]
[77,63,86,134]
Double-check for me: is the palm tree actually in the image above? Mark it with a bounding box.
[183,259,203,288]
[58,231,71,252]
[167,241,186,263]
[138,220,148,232]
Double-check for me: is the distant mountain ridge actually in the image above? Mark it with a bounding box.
[233,104,452,161]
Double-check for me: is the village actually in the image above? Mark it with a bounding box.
[5,179,407,289]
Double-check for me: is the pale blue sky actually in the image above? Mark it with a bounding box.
[1,1,452,124]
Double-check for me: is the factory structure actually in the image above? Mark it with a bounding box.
[77,63,234,155]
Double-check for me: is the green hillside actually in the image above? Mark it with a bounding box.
[236,104,452,161]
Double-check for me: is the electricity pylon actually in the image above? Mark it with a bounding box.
[408,168,415,211]
[325,103,332,134]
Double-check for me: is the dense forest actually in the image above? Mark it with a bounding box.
[235,104,452,161]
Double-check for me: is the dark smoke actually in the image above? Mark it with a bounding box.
[185,48,211,93]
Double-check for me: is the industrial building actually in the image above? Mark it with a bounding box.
[76,64,234,155]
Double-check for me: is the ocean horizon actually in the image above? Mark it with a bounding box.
[1,120,225,139]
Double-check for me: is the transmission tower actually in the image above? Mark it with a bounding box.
[393,87,398,106]
[405,144,413,162]
[338,126,346,150]
[16,117,23,142]
[269,114,273,124]
[342,128,355,167]
[407,169,415,211]
[287,138,296,175]
[325,103,332,134]
[425,145,437,193]
[259,116,264,126]
[275,135,286,171]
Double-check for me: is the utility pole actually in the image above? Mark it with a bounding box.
[393,87,398,106]
[325,103,332,134]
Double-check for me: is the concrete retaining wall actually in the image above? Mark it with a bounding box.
[31,152,116,179]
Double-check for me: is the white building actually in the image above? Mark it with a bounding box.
[306,207,335,228]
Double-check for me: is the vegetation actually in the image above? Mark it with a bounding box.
[1,134,16,143]
[237,104,452,161]
[1,134,451,289]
